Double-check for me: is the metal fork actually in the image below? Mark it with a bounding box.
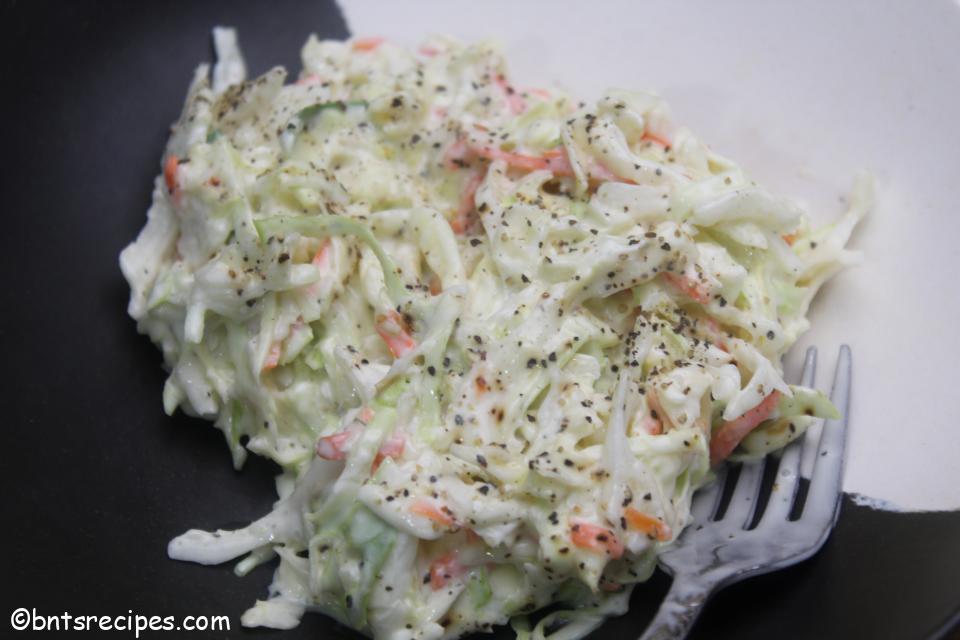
[638,345,852,640]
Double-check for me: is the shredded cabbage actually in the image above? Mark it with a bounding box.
[120,28,869,640]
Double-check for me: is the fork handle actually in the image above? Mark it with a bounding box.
[638,573,720,640]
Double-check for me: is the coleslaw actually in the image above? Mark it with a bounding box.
[120,28,870,640]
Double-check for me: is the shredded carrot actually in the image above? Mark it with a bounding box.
[467,140,633,187]
[352,37,384,52]
[428,273,443,296]
[372,432,405,471]
[663,272,712,305]
[295,74,322,86]
[710,391,782,466]
[262,342,282,371]
[471,145,545,171]
[587,159,626,183]
[312,239,332,271]
[542,148,575,175]
[494,73,526,115]
[782,232,798,246]
[570,520,624,559]
[527,87,552,100]
[443,138,470,171]
[429,552,464,590]
[637,414,663,436]
[453,130,640,190]
[700,316,728,352]
[315,430,354,460]
[411,499,455,527]
[600,580,625,592]
[624,508,672,541]
[450,168,486,234]
[641,130,672,148]
[375,311,416,358]
[301,240,333,298]
[163,155,179,194]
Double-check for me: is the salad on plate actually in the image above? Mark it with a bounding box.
[120,27,869,640]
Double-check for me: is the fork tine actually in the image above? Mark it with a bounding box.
[798,410,824,480]
[723,459,765,527]
[690,466,726,521]
[756,347,817,526]
[801,345,851,530]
